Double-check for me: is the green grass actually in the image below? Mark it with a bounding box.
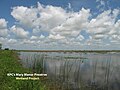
[0,50,47,90]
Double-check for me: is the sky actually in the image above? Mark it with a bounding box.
[0,0,120,50]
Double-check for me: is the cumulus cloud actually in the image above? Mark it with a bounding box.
[10,25,29,39]
[30,36,38,40]
[0,18,7,28]
[87,9,120,41]
[10,2,91,47]
[48,34,65,40]
[0,2,119,49]
[8,39,17,44]
[11,6,38,28]
[0,19,8,37]
[22,39,35,44]
[11,2,68,33]
[51,8,90,38]
[30,34,45,40]
[0,29,8,37]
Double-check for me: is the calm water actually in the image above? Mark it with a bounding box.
[19,52,120,90]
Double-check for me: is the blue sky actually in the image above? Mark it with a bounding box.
[0,0,120,50]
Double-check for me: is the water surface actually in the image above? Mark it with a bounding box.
[19,52,120,90]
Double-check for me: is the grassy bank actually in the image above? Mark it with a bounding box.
[0,50,47,90]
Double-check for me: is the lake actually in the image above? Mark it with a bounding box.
[19,51,120,90]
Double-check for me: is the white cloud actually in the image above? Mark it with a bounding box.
[3,2,119,49]
[8,39,17,44]
[0,37,8,43]
[94,34,105,40]
[0,18,7,28]
[10,25,29,39]
[30,36,38,40]
[0,29,8,37]
[51,8,90,38]
[87,9,120,41]
[40,34,45,39]
[48,34,65,40]
[0,19,8,37]
[22,39,35,44]
[11,2,68,33]
[11,3,90,38]
[11,6,38,28]
[30,34,45,40]
[11,3,91,47]
[112,9,120,18]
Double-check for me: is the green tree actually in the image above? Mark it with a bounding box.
[0,43,2,49]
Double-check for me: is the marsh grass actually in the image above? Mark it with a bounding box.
[32,54,44,73]
[0,50,47,90]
